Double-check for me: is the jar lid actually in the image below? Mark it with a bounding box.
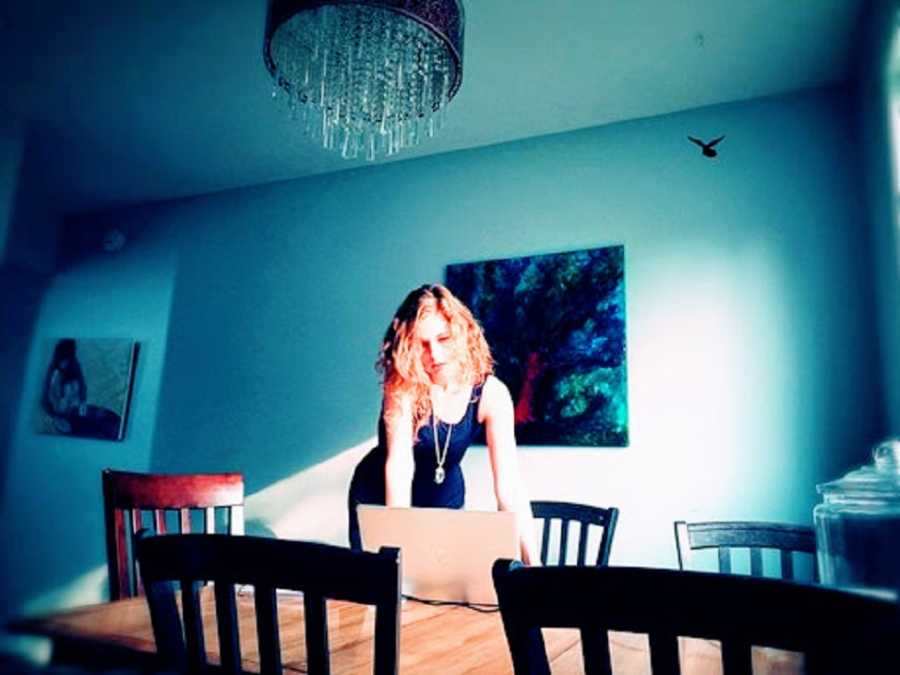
[817,438,900,501]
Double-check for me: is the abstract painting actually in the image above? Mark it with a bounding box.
[34,338,139,441]
[446,245,628,446]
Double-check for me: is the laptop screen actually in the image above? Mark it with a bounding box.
[357,505,519,605]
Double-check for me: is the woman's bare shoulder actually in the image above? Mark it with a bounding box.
[479,375,513,420]
[482,374,510,397]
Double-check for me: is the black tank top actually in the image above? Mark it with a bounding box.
[369,382,485,508]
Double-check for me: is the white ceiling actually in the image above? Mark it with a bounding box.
[0,0,865,214]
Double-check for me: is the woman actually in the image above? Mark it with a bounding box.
[348,284,539,564]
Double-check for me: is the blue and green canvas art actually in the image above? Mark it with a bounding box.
[446,245,628,446]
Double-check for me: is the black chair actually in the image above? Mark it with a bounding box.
[531,501,618,566]
[674,520,818,581]
[492,561,900,675]
[136,533,400,675]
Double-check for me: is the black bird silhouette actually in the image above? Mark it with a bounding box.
[688,135,725,157]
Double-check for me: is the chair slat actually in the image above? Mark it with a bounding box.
[558,520,570,565]
[540,519,551,566]
[154,509,167,534]
[749,547,763,577]
[579,626,612,675]
[780,549,795,580]
[373,597,400,675]
[130,509,143,534]
[205,507,215,533]
[214,582,242,674]
[181,580,206,673]
[179,508,191,534]
[674,521,692,571]
[718,548,732,574]
[130,510,144,597]
[598,508,619,566]
[304,592,330,675]
[648,631,680,675]
[720,639,753,675]
[255,585,282,675]
[576,523,590,566]
[109,509,130,601]
[506,625,551,675]
[230,504,245,535]
[144,577,187,671]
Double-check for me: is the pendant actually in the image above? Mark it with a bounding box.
[434,466,446,484]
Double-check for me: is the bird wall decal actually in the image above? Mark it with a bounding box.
[688,135,725,158]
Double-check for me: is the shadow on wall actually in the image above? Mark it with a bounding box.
[244,436,375,546]
[0,269,48,508]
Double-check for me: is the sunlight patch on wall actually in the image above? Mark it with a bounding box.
[245,437,375,547]
[632,248,795,513]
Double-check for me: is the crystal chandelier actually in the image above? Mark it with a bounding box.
[263,0,465,161]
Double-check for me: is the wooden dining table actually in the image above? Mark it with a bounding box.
[9,586,802,674]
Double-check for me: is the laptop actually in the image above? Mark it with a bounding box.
[357,505,519,605]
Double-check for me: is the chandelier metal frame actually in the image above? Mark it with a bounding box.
[263,0,465,110]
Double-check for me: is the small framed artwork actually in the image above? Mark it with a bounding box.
[34,338,139,441]
[446,245,628,446]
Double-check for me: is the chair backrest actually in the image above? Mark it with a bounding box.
[531,501,618,566]
[674,520,817,581]
[102,468,245,599]
[492,561,900,675]
[137,533,401,675]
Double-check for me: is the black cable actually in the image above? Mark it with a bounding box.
[402,594,500,613]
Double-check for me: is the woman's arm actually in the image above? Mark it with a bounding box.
[481,376,540,565]
[384,395,415,507]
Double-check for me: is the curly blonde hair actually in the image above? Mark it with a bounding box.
[377,284,493,435]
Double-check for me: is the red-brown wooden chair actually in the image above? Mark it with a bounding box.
[102,468,244,600]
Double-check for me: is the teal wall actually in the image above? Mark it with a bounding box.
[0,122,24,260]
[863,0,900,431]
[0,210,175,645]
[0,120,27,507]
[0,85,888,635]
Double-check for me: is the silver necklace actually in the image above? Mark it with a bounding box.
[431,414,454,484]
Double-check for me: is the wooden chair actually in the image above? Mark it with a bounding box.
[531,501,618,566]
[674,520,818,582]
[102,468,245,600]
[136,533,401,675]
[492,561,900,675]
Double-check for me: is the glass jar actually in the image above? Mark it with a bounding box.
[814,438,900,593]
